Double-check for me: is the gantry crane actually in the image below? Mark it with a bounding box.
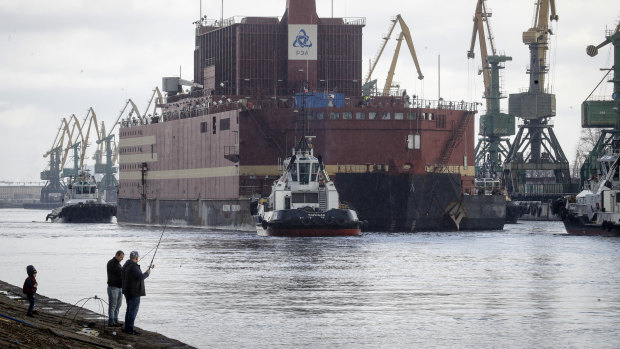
[94,98,142,201]
[40,116,80,203]
[468,0,515,178]
[579,22,620,188]
[364,14,423,96]
[503,0,573,199]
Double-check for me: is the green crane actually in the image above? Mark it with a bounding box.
[474,55,514,177]
[96,134,118,198]
[579,24,620,187]
[40,146,66,203]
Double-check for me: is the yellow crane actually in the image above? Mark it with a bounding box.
[467,0,496,110]
[521,0,558,90]
[365,14,423,96]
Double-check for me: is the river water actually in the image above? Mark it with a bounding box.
[1,208,619,348]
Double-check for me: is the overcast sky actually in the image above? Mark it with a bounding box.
[0,0,618,182]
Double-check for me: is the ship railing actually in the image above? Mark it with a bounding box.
[334,164,378,173]
[425,164,463,174]
[515,183,579,196]
[343,17,366,26]
[409,99,478,112]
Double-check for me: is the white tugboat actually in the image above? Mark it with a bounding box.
[254,91,364,237]
[555,152,620,236]
[46,171,116,223]
[552,25,620,236]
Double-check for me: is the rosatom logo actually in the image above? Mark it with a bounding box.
[293,29,313,49]
[288,25,317,60]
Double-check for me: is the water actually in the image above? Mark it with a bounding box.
[1,208,619,348]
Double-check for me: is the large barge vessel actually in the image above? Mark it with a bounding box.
[117,0,505,231]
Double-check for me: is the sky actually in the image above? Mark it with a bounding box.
[0,0,618,182]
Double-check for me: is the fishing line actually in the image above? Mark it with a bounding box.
[138,209,172,269]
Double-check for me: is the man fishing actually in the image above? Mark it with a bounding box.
[121,250,151,335]
[106,250,124,327]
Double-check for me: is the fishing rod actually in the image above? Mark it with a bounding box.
[148,217,169,269]
[138,211,171,269]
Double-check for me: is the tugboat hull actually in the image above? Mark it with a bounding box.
[257,208,362,237]
[258,227,360,237]
[47,203,117,223]
[561,215,620,237]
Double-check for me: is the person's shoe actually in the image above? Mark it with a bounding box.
[122,328,131,334]
[112,322,123,327]
[132,330,141,335]
[32,310,39,315]
[26,313,34,317]
[108,322,115,327]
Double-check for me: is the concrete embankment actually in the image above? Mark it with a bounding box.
[0,280,194,348]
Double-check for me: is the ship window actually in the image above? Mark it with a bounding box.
[311,163,318,181]
[307,112,314,120]
[408,112,417,120]
[395,112,404,120]
[436,115,446,128]
[299,163,310,185]
[212,116,217,134]
[90,186,96,194]
[369,112,377,120]
[220,118,230,131]
[428,113,434,121]
[382,112,391,120]
[330,112,339,120]
[292,192,319,203]
[343,112,353,120]
[356,112,365,120]
[316,112,324,120]
[290,163,298,182]
[200,121,208,133]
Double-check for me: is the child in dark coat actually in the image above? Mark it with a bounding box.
[23,265,38,317]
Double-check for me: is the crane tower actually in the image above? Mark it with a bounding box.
[579,23,620,187]
[503,0,574,199]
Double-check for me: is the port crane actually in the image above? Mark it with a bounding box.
[40,115,80,203]
[579,22,620,188]
[62,108,101,177]
[364,14,423,96]
[94,98,142,201]
[503,0,573,199]
[468,0,515,178]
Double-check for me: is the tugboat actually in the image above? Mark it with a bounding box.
[552,25,620,236]
[554,151,620,236]
[46,171,116,223]
[254,90,364,237]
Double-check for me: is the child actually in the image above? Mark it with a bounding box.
[22,265,38,317]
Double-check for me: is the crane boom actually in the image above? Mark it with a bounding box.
[396,15,424,81]
[365,18,399,84]
[467,0,497,110]
[365,14,424,93]
[522,0,558,90]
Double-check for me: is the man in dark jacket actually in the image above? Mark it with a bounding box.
[121,250,151,335]
[107,250,124,326]
[23,265,38,317]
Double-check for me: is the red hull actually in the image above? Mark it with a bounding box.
[261,227,360,237]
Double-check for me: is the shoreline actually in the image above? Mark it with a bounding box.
[0,280,194,348]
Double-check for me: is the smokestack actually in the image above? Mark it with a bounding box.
[285,0,318,24]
